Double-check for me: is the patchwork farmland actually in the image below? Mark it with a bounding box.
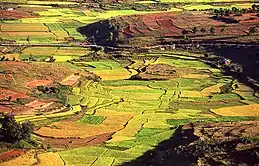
[0,0,259,166]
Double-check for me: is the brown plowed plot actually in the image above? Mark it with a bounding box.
[0,105,30,114]
[26,80,52,88]
[173,13,225,29]
[42,132,113,149]
[227,13,259,23]
[128,25,140,35]
[121,27,134,36]
[156,19,181,36]
[0,10,36,19]
[25,100,51,108]
[136,22,150,34]
[0,89,29,101]
[4,61,31,67]
[117,12,259,43]
[240,19,259,24]
[143,20,161,31]
[121,14,183,37]
[0,150,25,163]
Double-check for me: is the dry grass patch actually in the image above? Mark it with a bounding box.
[200,83,225,96]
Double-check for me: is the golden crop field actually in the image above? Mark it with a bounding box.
[211,104,259,116]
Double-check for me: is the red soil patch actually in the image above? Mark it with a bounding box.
[117,12,259,43]
[25,100,50,108]
[3,61,31,67]
[60,74,80,86]
[0,10,36,19]
[0,89,29,101]
[0,150,26,162]
[41,132,113,149]
[143,20,161,31]
[240,19,259,23]
[0,105,30,114]
[26,80,52,88]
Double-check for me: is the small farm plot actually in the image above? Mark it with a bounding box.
[0,23,48,32]
[154,57,211,69]
[79,114,105,125]
[83,60,131,80]
[0,23,57,43]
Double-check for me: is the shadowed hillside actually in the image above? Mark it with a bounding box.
[77,20,120,46]
[123,121,259,166]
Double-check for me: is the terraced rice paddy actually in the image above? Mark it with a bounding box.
[18,50,256,165]
[0,1,259,165]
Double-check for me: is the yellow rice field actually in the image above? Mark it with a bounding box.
[180,91,203,98]
[0,24,48,32]
[37,152,64,166]
[211,104,259,116]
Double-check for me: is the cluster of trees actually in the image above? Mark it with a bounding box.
[37,85,57,94]
[22,56,56,62]
[94,2,170,12]
[182,25,257,37]
[213,4,259,17]
[0,113,34,143]
[248,26,257,35]
[0,56,16,61]
[33,84,72,104]
[182,26,222,36]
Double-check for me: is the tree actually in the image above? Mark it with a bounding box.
[192,27,198,34]
[0,114,22,142]
[232,7,238,13]
[252,4,256,12]
[214,9,219,14]
[200,28,206,33]
[183,35,189,42]
[0,56,5,61]
[248,27,257,35]
[220,27,225,33]
[224,9,230,17]
[219,8,224,16]
[181,29,189,35]
[0,114,34,143]
[48,56,56,62]
[21,121,34,140]
[210,27,216,34]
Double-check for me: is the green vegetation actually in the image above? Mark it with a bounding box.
[1,1,259,165]
[79,114,105,124]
